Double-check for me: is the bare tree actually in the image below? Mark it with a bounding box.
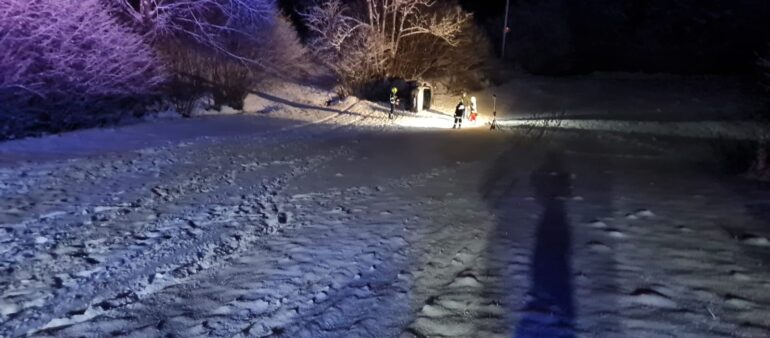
[394,18,492,89]
[113,0,273,40]
[363,0,470,67]
[300,0,472,94]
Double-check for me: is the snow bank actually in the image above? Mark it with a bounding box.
[146,81,342,121]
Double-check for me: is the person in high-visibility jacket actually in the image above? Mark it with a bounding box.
[389,87,398,119]
[469,96,478,122]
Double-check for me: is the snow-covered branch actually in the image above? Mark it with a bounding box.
[0,0,165,104]
[299,0,364,52]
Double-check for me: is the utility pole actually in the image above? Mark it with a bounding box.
[500,0,510,59]
[490,94,497,130]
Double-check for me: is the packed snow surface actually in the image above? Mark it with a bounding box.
[2,80,770,338]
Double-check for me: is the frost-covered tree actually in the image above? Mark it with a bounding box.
[162,14,310,111]
[300,0,472,95]
[0,0,165,137]
[111,0,310,109]
[112,0,298,73]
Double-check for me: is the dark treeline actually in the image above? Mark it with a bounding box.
[461,0,770,75]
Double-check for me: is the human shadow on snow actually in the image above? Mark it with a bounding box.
[515,150,575,338]
[481,139,621,337]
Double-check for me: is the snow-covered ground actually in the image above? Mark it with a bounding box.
[2,80,770,338]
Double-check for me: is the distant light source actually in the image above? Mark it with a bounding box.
[395,116,452,129]
[394,115,490,129]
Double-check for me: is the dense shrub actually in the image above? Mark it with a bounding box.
[0,0,165,138]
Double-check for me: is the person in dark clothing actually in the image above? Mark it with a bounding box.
[453,100,466,129]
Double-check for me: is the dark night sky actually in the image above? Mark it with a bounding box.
[458,0,504,20]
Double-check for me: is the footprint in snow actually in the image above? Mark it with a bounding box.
[739,233,770,247]
[312,291,328,303]
[327,206,347,214]
[604,228,627,239]
[211,305,234,315]
[449,272,483,289]
[277,212,290,224]
[729,270,752,281]
[626,287,677,309]
[725,294,755,309]
[586,220,608,229]
[397,271,411,280]
[587,240,612,252]
[451,253,477,266]
[627,209,655,220]
[419,303,452,318]
[0,301,20,317]
[451,249,477,265]
[636,209,655,218]
[409,317,475,337]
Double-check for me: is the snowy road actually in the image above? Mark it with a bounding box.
[2,113,770,338]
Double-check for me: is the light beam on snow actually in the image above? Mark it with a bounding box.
[395,116,453,129]
[496,119,762,140]
[394,115,491,129]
